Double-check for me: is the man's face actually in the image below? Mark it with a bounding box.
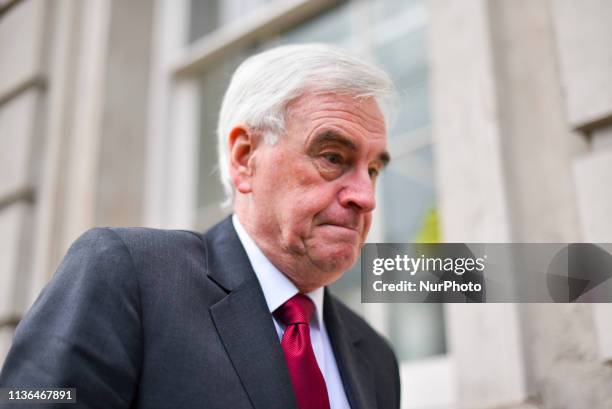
[244,93,389,290]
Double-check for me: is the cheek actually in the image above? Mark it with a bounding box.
[280,188,339,248]
[287,188,334,226]
[284,169,338,216]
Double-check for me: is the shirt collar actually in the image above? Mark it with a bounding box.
[232,214,324,326]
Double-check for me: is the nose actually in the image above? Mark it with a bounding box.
[338,168,376,213]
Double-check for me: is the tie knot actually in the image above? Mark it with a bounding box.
[274,294,315,326]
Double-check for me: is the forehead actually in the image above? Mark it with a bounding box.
[285,93,388,144]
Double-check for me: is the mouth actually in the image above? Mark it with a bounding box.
[318,222,362,238]
[322,223,358,232]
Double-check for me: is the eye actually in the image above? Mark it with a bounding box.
[369,167,379,179]
[323,152,344,165]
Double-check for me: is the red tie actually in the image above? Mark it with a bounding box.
[274,294,331,409]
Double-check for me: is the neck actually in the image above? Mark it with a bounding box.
[234,202,337,292]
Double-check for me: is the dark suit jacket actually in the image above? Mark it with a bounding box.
[0,217,400,408]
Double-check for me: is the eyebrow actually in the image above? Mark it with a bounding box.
[309,130,391,168]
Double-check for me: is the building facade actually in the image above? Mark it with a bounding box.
[0,0,611,408]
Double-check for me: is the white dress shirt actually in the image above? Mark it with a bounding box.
[232,215,351,409]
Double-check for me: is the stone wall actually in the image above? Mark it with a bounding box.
[431,0,612,408]
[0,0,152,364]
[0,0,47,361]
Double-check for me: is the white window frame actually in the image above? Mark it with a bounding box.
[146,1,457,407]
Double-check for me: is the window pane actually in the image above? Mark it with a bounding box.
[198,49,249,209]
[389,303,447,360]
[380,144,446,360]
[190,0,275,43]
[280,3,352,45]
[375,27,430,138]
[382,145,436,242]
[373,0,426,21]
[189,0,220,43]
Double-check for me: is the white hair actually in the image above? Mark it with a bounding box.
[217,43,395,206]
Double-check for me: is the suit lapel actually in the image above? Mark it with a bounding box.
[204,218,297,409]
[324,290,377,409]
[203,218,378,409]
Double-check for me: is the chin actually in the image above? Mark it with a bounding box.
[314,245,359,273]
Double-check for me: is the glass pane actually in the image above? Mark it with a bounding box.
[279,3,352,45]
[189,0,220,43]
[198,49,251,209]
[382,145,436,242]
[381,144,446,359]
[190,0,278,43]
[388,303,447,360]
[373,0,426,21]
[375,27,430,137]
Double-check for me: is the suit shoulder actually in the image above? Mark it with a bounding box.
[73,226,202,249]
[69,227,204,276]
[100,226,202,247]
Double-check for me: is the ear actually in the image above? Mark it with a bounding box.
[228,125,258,194]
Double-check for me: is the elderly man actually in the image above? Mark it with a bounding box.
[0,44,400,409]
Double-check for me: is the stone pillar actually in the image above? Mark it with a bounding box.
[552,0,612,391]
[430,1,525,407]
[429,0,594,408]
